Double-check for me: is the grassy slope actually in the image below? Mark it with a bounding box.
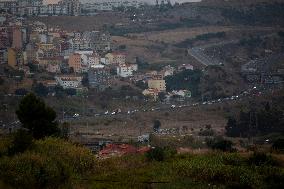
[1,137,284,189]
[90,152,284,189]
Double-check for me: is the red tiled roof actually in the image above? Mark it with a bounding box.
[99,144,150,157]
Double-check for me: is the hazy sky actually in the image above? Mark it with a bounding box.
[0,0,202,5]
[79,0,202,4]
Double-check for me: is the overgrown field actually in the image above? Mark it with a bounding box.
[0,137,284,189]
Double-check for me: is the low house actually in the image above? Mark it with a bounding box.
[160,65,175,78]
[38,57,63,70]
[116,63,137,78]
[105,52,126,65]
[47,63,61,73]
[142,88,160,100]
[148,79,166,92]
[88,64,111,91]
[98,144,150,158]
[55,75,82,89]
[68,53,82,73]
[171,90,191,98]
[178,64,194,71]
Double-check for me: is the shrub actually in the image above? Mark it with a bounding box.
[272,138,284,152]
[0,137,12,157]
[0,152,70,189]
[146,147,165,161]
[32,138,96,174]
[207,138,235,152]
[153,120,161,132]
[198,129,214,136]
[0,138,96,189]
[248,152,277,166]
[8,129,33,155]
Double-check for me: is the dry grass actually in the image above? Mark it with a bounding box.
[70,105,227,141]
[129,26,234,43]
[28,13,129,32]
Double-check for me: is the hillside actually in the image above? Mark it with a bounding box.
[0,137,284,189]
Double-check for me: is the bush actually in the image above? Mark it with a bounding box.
[272,138,284,152]
[8,129,33,155]
[0,137,12,157]
[153,120,161,132]
[198,129,214,136]
[0,77,4,85]
[0,152,70,189]
[0,138,96,189]
[207,138,235,152]
[146,147,165,161]
[32,138,95,174]
[248,152,277,166]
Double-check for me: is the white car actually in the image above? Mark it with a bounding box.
[73,113,79,118]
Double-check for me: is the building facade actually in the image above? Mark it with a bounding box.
[148,79,166,92]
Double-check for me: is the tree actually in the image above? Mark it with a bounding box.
[153,120,161,132]
[15,88,28,96]
[207,137,234,152]
[158,92,167,102]
[33,83,48,97]
[225,116,239,137]
[272,138,284,152]
[54,85,65,98]
[65,88,76,96]
[146,147,165,161]
[82,73,89,87]
[0,76,4,85]
[16,93,60,139]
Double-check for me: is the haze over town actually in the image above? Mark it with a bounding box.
[0,0,283,188]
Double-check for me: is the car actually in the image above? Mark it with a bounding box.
[104,111,109,115]
[73,113,79,118]
[171,105,176,108]
[111,112,116,115]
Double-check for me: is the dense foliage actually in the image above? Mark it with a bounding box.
[91,152,284,189]
[0,136,284,189]
[176,32,226,48]
[0,137,95,189]
[225,102,284,137]
[221,3,284,26]
[165,69,202,97]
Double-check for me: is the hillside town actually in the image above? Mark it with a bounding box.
[0,0,284,188]
[0,0,146,16]
[0,9,193,102]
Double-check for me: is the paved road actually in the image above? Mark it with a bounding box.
[187,33,277,67]
[187,40,238,66]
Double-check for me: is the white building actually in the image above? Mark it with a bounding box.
[116,63,138,78]
[161,65,175,78]
[55,75,82,89]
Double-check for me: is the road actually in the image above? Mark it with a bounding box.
[65,85,276,121]
[187,33,277,67]
[187,40,238,66]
